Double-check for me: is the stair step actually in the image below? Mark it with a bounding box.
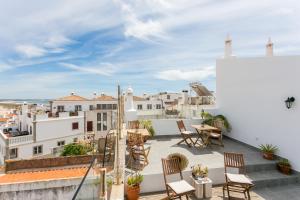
[246,162,277,172]
[248,170,300,188]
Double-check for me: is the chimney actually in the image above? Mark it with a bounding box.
[70,92,75,95]
[182,90,189,105]
[224,34,232,58]
[266,37,273,57]
[93,92,97,98]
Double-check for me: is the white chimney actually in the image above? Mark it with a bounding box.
[266,37,273,57]
[93,92,97,98]
[182,90,189,105]
[70,92,75,95]
[224,34,232,58]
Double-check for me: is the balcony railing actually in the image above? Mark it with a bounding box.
[8,134,33,145]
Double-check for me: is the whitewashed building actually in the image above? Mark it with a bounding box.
[0,104,85,164]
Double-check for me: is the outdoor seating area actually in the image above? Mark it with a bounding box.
[123,119,300,200]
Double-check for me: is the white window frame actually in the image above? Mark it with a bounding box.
[33,145,43,155]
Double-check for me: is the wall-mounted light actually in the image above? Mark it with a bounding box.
[285,97,295,109]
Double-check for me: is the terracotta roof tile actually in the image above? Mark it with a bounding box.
[55,95,88,101]
[0,167,87,184]
[0,118,8,122]
[93,95,116,101]
[133,96,146,101]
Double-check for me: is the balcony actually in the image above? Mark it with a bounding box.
[8,134,33,145]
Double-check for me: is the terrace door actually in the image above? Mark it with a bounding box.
[87,121,93,132]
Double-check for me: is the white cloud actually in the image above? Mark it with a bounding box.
[60,62,116,76]
[117,0,166,41]
[44,35,73,48]
[15,44,47,58]
[156,66,215,81]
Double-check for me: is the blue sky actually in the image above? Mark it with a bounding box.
[0,0,300,98]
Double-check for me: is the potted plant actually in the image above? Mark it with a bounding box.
[106,176,113,200]
[139,120,155,140]
[191,164,208,179]
[259,144,278,160]
[127,173,143,200]
[277,159,292,175]
[201,112,231,132]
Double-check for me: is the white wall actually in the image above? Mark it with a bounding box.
[217,55,300,170]
[9,134,83,159]
[151,118,202,136]
[35,115,84,142]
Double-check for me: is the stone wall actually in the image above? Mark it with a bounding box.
[5,154,102,172]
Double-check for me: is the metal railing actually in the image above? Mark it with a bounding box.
[72,132,116,200]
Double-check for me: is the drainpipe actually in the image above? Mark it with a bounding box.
[33,114,37,142]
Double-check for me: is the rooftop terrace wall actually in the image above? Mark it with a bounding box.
[216,55,300,171]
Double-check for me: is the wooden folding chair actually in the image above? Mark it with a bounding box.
[209,119,224,146]
[176,120,199,147]
[127,131,150,169]
[162,157,195,199]
[98,132,116,163]
[223,152,254,199]
[128,120,140,129]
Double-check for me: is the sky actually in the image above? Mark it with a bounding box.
[0,0,300,99]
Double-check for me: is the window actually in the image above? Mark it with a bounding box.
[57,105,64,112]
[167,95,170,100]
[107,104,112,110]
[97,113,102,131]
[156,104,162,109]
[9,148,18,159]
[57,141,65,146]
[147,104,152,110]
[97,104,101,110]
[75,105,82,111]
[87,121,93,132]
[103,113,107,131]
[137,104,143,110]
[72,122,79,130]
[33,145,43,155]
[89,105,94,110]
[73,138,78,143]
[30,126,32,134]
[97,112,107,131]
[113,104,117,110]
[101,104,107,110]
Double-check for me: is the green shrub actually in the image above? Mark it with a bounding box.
[60,143,91,156]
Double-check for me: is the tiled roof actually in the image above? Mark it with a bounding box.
[0,167,87,184]
[0,118,8,122]
[55,95,88,101]
[94,95,117,101]
[133,96,146,101]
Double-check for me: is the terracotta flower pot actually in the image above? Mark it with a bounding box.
[263,152,274,160]
[278,164,291,175]
[127,185,140,200]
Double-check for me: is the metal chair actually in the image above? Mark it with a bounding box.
[223,152,254,199]
[162,157,195,199]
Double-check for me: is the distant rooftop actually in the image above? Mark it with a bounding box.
[0,167,87,185]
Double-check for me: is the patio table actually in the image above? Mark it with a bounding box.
[192,124,218,147]
[126,128,150,141]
